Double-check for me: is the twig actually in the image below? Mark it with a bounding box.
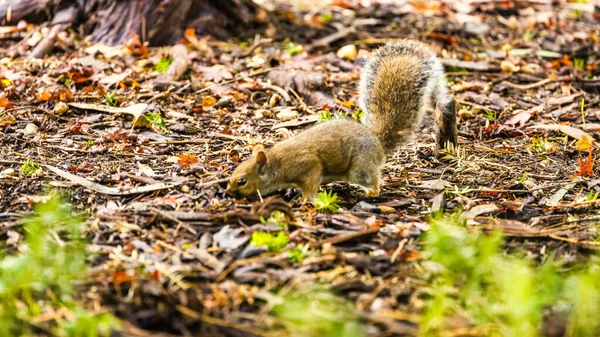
[194,68,274,94]
[259,80,291,102]
[309,24,356,50]
[316,227,379,247]
[288,88,316,114]
[148,138,211,145]
[151,208,197,235]
[501,78,552,90]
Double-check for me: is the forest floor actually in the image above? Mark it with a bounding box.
[1,1,600,336]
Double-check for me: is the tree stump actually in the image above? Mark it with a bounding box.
[0,0,266,46]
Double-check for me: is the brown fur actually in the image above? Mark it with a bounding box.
[359,39,458,154]
[227,119,385,201]
[228,39,457,200]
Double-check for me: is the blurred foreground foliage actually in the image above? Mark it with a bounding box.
[0,194,120,337]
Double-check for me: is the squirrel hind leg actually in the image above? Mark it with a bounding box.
[433,96,458,149]
[439,97,458,148]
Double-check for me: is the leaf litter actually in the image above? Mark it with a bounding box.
[1,1,600,336]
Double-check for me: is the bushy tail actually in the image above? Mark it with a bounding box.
[359,40,457,155]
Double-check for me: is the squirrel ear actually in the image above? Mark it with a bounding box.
[255,150,267,166]
[252,144,265,156]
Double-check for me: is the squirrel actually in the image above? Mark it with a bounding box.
[227,39,457,201]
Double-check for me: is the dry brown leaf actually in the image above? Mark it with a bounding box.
[528,124,595,146]
[505,110,532,126]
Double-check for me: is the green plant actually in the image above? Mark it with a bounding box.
[351,109,364,120]
[284,39,303,56]
[58,75,73,86]
[420,214,600,337]
[581,97,586,125]
[155,56,172,73]
[288,245,308,263]
[270,286,365,337]
[574,58,586,71]
[584,190,599,202]
[86,140,96,148]
[531,137,549,153]
[445,185,474,198]
[260,211,288,229]
[251,231,289,251]
[317,109,333,123]
[0,194,121,336]
[314,191,341,213]
[144,111,168,132]
[20,159,41,176]
[485,110,498,121]
[103,91,117,107]
[519,172,528,183]
[320,13,333,24]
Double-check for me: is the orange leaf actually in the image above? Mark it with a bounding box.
[340,100,356,108]
[112,271,134,285]
[576,135,593,151]
[177,152,199,169]
[401,251,421,260]
[0,97,12,109]
[58,88,73,101]
[202,96,217,109]
[184,28,197,41]
[37,91,51,101]
[577,150,594,177]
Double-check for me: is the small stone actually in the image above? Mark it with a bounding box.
[500,60,519,73]
[377,205,396,214]
[54,101,69,115]
[276,108,298,120]
[336,44,357,60]
[181,185,190,193]
[24,123,39,135]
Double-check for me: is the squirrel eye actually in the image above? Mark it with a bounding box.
[237,178,247,186]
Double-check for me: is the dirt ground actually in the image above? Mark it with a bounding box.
[1,1,600,336]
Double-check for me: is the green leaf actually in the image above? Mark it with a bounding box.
[155,56,172,72]
[251,231,289,251]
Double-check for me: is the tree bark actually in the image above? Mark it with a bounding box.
[0,0,265,46]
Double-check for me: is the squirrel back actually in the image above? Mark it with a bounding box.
[359,39,457,155]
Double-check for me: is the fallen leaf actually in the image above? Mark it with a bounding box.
[198,65,233,83]
[576,135,593,151]
[176,153,199,169]
[546,182,576,206]
[68,102,148,124]
[505,110,532,126]
[460,204,499,221]
[137,162,155,178]
[528,124,595,146]
[0,114,16,126]
[202,96,217,109]
[0,97,12,109]
[577,150,594,177]
[37,90,51,101]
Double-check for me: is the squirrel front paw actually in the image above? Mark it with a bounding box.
[365,189,380,198]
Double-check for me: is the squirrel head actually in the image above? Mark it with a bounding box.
[227,145,268,197]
